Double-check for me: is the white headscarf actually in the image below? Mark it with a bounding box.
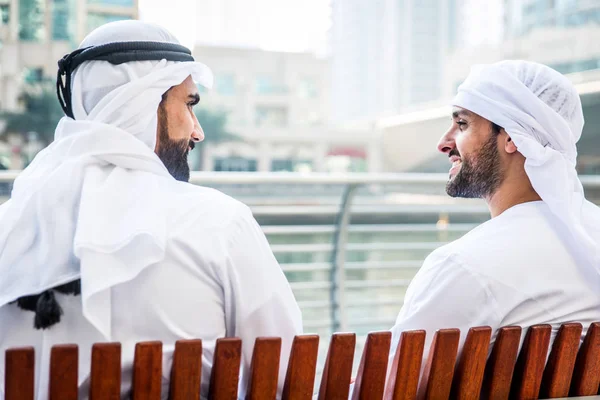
[453,60,600,272]
[0,20,213,339]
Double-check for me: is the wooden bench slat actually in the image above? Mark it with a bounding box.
[540,323,583,398]
[49,344,78,400]
[481,326,522,400]
[89,342,122,400]
[510,324,552,400]
[450,326,492,400]
[208,337,242,400]
[384,330,426,400]
[5,347,35,400]
[570,322,600,396]
[246,337,282,400]
[170,339,203,400]
[132,341,163,400]
[418,328,460,400]
[282,335,319,400]
[351,331,392,400]
[317,333,356,400]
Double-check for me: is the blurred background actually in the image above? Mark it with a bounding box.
[1,0,600,373]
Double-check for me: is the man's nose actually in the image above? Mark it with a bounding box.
[191,123,205,142]
[437,128,455,154]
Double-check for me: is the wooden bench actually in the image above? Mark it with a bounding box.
[4,322,600,399]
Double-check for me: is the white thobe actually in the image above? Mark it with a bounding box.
[389,201,600,369]
[0,181,303,399]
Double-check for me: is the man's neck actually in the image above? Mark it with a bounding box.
[484,178,542,218]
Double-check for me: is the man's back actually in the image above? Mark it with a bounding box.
[390,201,600,358]
[0,181,302,399]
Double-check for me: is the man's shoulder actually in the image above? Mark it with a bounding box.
[430,201,569,273]
[166,181,244,208]
[165,182,253,233]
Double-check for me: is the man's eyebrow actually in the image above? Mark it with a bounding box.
[452,109,471,119]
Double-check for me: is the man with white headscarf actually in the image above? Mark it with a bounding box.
[387,60,600,388]
[0,21,302,399]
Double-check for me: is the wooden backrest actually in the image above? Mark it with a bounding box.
[417,328,460,400]
[90,342,121,400]
[5,322,600,400]
[170,339,203,400]
[208,338,242,400]
[317,333,356,400]
[246,337,282,400]
[49,344,78,400]
[570,322,600,396]
[132,341,162,400]
[481,326,522,400]
[384,330,426,400]
[5,347,34,400]
[450,326,492,399]
[282,335,319,400]
[351,331,391,400]
[510,324,552,400]
[539,322,583,398]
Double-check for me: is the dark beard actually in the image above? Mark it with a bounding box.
[156,105,194,182]
[446,133,503,198]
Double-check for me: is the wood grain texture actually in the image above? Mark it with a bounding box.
[208,338,242,400]
[246,337,282,400]
[352,331,392,400]
[170,339,203,400]
[282,335,319,400]
[384,330,426,400]
[509,325,551,400]
[89,342,122,400]
[317,333,356,400]
[49,344,78,400]
[540,323,582,398]
[570,322,600,397]
[450,326,492,400]
[5,347,35,400]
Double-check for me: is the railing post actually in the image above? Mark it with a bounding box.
[330,184,359,333]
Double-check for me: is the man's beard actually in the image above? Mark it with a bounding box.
[156,107,194,182]
[446,134,504,198]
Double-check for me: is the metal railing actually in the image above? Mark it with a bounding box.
[2,171,600,365]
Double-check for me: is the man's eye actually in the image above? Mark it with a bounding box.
[457,121,467,130]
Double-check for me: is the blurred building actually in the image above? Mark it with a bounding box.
[370,0,600,174]
[0,0,138,111]
[193,45,382,173]
[330,0,453,124]
[444,0,600,98]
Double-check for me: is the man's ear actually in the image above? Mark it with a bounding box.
[502,130,518,154]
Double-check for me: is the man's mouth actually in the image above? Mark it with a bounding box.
[449,156,461,175]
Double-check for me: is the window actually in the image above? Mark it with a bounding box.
[271,159,313,172]
[255,75,288,95]
[215,73,236,95]
[1,4,9,24]
[214,157,257,172]
[19,0,45,41]
[298,78,318,98]
[23,68,43,83]
[255,106,288,127]
[88,0,135,6]
[52,0,72,41]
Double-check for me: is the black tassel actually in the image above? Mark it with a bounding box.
[34,290,63,330]
[54,280,81,296]
[16,294,41,312]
